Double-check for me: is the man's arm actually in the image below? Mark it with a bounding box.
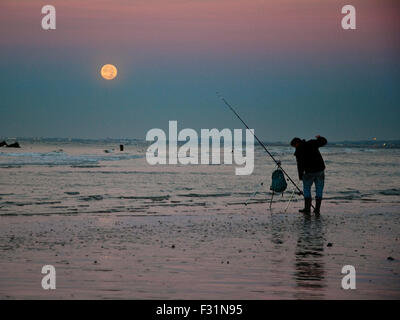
[296,154,304,180]
[310,135,327,148]
[297,164,304,180]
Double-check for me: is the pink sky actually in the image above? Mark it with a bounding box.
[1,0,399,60]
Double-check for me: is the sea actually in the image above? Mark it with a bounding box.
[0,138,399,299]
[0,138,399,216]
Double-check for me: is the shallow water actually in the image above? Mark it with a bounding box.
[0,140,399,216]
[0,140,399,299]
[0,209,399,299]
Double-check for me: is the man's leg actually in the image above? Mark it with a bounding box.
[314,171,325,214]
[300,173,312,213]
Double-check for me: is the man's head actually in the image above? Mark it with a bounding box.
[290,137,302,148]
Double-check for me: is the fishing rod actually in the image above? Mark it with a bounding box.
[217,92,303,196]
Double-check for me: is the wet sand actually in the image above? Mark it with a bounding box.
[0,202,399,299]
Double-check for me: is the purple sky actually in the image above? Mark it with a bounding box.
[0,0,399,140]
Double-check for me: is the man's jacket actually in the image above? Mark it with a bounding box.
[294,136,327,180]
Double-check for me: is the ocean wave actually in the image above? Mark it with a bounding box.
[379,188,400,196]
[79,195,104,201]
[178,192,232,198]
[119,195,170,201]
[0,151,143,167]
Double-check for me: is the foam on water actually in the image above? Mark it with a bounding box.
[0,150,143,167]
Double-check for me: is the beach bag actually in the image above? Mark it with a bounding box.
[270,169,287,193]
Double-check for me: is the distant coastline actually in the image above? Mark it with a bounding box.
[0,137,399,149]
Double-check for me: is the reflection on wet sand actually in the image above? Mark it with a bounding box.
[294,214,326,299]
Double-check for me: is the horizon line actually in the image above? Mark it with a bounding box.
[1,136,399,144]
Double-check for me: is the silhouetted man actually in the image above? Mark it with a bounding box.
[291,135,327,214]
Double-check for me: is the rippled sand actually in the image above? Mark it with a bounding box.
[0,202,399,299]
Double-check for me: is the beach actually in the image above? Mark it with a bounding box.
[0,140,399,299]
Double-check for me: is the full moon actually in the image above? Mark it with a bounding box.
[100,64,117,80]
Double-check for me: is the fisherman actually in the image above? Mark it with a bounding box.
[290,135,327,214]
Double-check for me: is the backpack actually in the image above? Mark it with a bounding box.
[270,169,287,193]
